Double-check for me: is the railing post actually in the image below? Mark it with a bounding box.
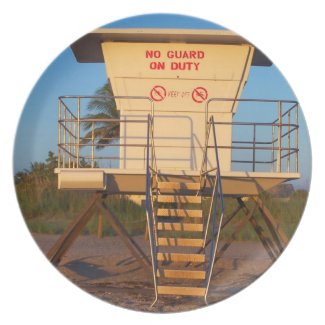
[151,99,154,119]
[205,101,208,145]
[271,124,275,172]
[77,97,80,168]
[253,124,256,172]
[68,112,72,168]
[145,113,158,306]
[73,117,76,168]
[91,121,95,168]
[204,101,210,176]
[149,101,155,174]
[204,115,225,303]
[276,101,282,172]
[58,99,61,168]
[151,116,154,172]
[63,106,66,168]
[288,109,291,172]
[295,103,299,173]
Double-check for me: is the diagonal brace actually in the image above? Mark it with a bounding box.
[252,196,289,253]
[47,193,102,265]
[237,197,278,261]
[98,199,152,273]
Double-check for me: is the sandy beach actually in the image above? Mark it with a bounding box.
[32,233,273,313]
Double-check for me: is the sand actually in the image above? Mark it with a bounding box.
[33,233,273,313]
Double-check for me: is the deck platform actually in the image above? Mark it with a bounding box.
[55,168,300,196]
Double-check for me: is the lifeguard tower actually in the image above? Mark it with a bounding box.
[48,28,300,305]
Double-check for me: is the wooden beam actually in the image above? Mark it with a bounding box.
[220,203,243,230]
[252,196,289,252]
[97,212,103,239]
[215,203,258,263]
[144,221,149,241]
[158,195,201,204]
[250,215,278,260]
[157,252,205,263]
[158,237,204,247]
[47,193,101,265]
[237,198,278,261]
[184,201,244,266]
[157,269,206,279]
[98,199,152,272]
[157,208,202,218]
[157,222,203,232]
[157,285,205,296]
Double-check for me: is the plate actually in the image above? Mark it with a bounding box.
[13,13,312,313]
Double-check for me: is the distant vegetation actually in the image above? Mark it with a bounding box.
[210,190,308,241]
[14,151,146,236]
[14,151,308,241]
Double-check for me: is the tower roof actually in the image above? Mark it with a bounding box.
[71,28,272,66]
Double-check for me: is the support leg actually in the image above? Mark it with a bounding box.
[97,212,103,239]
[47,193,101,265]
[221,203,243,230]
[237,198,278,261]
[144,221,149,241]
[47,193,152,273]
[187,202,244,264]
[215,202,258,263]
[98,199,152,273]
[252,196,289,253]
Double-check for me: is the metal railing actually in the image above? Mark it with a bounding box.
[145,114,159,307]
[58,96,299,175]
[57,95,154,169]
[206,98,299,173]
[200,115,225,303]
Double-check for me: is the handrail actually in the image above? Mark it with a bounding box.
[58,98,78,120]
[272,102,298,123]
[198,116,212,190]
[58,95,154,169]
[203,115,225,304]
[145,114,158,307]
[58,95,299,173]
[205,97,298,128]
[205,98,299,173]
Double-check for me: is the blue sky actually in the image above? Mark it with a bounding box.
[13,13,311,189]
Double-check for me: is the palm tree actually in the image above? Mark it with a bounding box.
[30,162,47,186]
[82,81,119,149]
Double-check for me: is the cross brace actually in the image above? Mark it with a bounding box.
[47,193,151,273]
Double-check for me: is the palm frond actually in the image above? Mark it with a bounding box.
[82,112,118,130]
[82,81,120,150]
[81,125,119,146]
[88,82,118,116]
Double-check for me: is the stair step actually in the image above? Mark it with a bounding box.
[157,222,203,232]
[157,208,202,218]
[158,195,201,204]
[158,182,200,191]
[157,252,205,263]
[157,285,206,296]
[157,269,206,279]
[158,237,204,247]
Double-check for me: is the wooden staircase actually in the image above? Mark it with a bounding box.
[145,115,224,305]
[154,180,207,297]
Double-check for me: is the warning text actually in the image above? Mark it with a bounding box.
[145,50,205,71]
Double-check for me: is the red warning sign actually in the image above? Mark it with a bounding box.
[192,87,208,103]
[150,85,167,102]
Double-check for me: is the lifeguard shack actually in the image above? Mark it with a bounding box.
[49,28,300,305]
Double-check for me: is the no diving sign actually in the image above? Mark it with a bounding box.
[150,85,209,104]
[192,87,208,103]
[150,85,167,102]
